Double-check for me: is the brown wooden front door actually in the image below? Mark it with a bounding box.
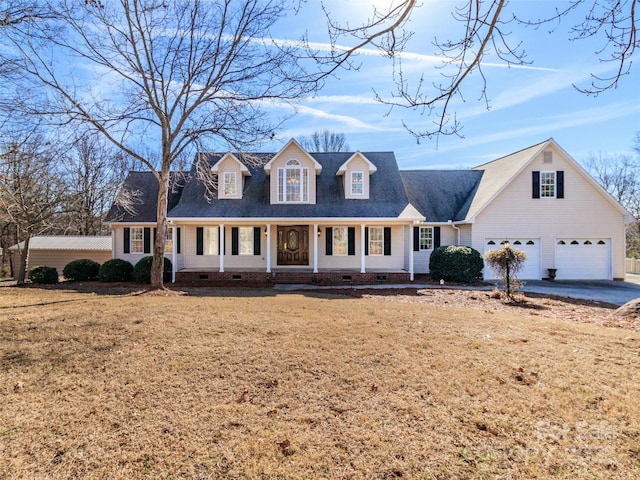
[277,225,309,265]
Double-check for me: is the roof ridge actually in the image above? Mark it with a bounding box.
[473,138,551,169]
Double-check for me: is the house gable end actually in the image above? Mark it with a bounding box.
[337,152,377,199]
[211,153,251,200]
[467,138,632,222]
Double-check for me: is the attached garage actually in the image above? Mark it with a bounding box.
[555,239,611,280]
[483,238,541,280]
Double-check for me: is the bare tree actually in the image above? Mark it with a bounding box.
[58,133,135,236]
[298,130,350,152]
[586,136,640,257]
[2,0,320,288]
[0,127,71,283]
[314,0,639,139]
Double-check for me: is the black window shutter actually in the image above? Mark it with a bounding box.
[326,227,333,255]
[123,228,130,254]
[348,227,355,256]
[143,227,151,254]
[532,171,540,199]
[253,227,261,255]
[196,227,203,255]
[153,227,157,244]
[383,227,391,256]
[364,227,369,256]
[231,227,239,255]
[556,171,564,198]
[413,227,420,252]
[434,226,441,248]
[176,228,181,254]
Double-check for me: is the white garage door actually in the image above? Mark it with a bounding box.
[555,239,610,280]
[483,239,541,280]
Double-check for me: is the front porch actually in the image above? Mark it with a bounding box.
[175,268,411,286]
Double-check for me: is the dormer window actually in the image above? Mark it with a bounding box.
[223,172,237,197]
[211,153,250,200]
[337,152,377,199]
[351,172,364,195]
[278,159,309,203]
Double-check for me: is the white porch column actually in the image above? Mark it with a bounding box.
[409,223,415,281]
[171,225,177,283]
[266,224,272,273]
[360,223,366,273]
[313,224,319,273]
[219,224,225,273]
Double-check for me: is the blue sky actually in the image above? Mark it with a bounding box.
[263,0,640,170]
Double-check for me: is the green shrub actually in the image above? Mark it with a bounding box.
[29,265,59,284]
[99,258,134,282]
[63,259,101,281]
[429,245,484,283]
[132,256,172,284]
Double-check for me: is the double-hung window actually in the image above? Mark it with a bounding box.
[368,226,383,255]
[277,159,309,202]
[238,226,254,255]
[204,227,219,255]
[223,172,237,197]
[333,227,348,255]
[130,227,144,253]
[540,171,556,198]
[351,171,364,195]
[164,227,174,253]
[419,226,433,250]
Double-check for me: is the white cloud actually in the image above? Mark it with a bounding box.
[438,101,640,154]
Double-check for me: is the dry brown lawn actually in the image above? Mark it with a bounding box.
[1,284,639,479]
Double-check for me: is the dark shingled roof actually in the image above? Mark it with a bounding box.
[400,170,483,222]
[167,151,412,219]
[104,171,186,223]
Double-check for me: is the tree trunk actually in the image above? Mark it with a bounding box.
[16,233,31,285]
[150,166,170,289]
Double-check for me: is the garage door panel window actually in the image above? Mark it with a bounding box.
[555,239,610,280]
[484,238,540,280]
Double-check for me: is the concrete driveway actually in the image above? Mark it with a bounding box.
[276,274,640,306]
[517,276,640,306]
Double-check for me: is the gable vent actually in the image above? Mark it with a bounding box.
[543,151,553,164]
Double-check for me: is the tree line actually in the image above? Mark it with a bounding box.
[1,0,637,288]
[0,122,139,281]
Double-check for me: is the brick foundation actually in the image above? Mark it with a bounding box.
[175,270,411,286]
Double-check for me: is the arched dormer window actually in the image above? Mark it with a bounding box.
[278,159,309,202]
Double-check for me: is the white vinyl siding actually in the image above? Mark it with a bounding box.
[471,146,626,279]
